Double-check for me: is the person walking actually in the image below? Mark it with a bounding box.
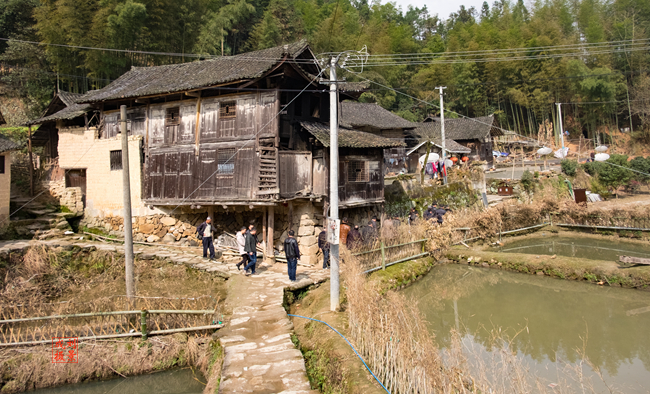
[347,224,362,250]
[235,226,248,270]
[317,226,330,269]
[244,227,259,275]
[408,208,418,225]
[196,216,215,260]
[339,217,351,246]
[284,230,301,281]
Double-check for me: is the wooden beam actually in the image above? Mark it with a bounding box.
[288,201,293,231]
[194,92,202,156]
[267,206,275,263]
[262,206,267,261]
[185,91,201,98]
[135,98,149,104]
[28,126,34,197]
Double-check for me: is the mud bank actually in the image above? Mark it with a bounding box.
[444,247,650,290]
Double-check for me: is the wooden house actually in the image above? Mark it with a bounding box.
[39,41,401,262]
[0,135,21,226]
[339,101,416,174]
[413,116,502,166]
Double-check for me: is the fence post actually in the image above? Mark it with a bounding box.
[381,241,386,270]
[141,310,148,340]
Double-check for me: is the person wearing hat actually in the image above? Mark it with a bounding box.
[196,216,215,260]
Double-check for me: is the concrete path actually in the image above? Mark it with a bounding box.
[216,261,329,394]
[0,236,330,393]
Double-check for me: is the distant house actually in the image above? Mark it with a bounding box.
[30,41,401,263]
[0,134,21,225]
[412,116,502,166]
[339,101,416,174]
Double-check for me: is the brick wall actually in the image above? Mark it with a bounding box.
[0,152,11,225]
[57,127,159,218]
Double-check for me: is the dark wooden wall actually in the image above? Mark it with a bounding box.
[138,92,278,203]
[338,149,384,205]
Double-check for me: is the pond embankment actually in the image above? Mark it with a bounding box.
[446,230,650,289]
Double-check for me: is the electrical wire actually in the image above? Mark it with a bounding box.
[344,67,543,146]
[166,67,327,216]
[288,314,391,394]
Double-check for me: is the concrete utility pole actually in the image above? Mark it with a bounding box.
[120,105,135,300]
[329,57,340,312]
[556,103,565,150]
[436,86,447,184]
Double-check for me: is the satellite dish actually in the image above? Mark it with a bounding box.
[537,147,553,155]
[594,153,610,162]
[445,159,453,168]
[418,153,440,165]
[595,145,609,153]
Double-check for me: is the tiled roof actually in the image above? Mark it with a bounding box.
[340,101,416,130]
[415,116,500,140]
[27,103,92,125]
[406,139,471,155]
[0,134,21,153]
[26,91,91,126]
[301,121,405,149]
[79,41,311,103]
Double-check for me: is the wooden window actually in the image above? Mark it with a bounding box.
[165,107,180,126]
[217,148,235,175]
[220,101,236,119]
[347,161,369,182]
[110,150,123,171]
[0,155,5,174]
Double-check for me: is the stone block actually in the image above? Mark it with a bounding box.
[304,243,319,256]
[147,235,160,243]
[299,218,317,226]
[300,255,314,266]
[298,235,316,247]
[160,217,176,226]
[297,226,314,237]
[139,223,155,234]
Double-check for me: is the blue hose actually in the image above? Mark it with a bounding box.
[288,314,391,394]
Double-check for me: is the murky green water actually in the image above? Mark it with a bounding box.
[404,264,650,393]
[497,235,650,261]
[31,368,205,394]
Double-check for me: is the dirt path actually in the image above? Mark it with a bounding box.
[216,260,328,393]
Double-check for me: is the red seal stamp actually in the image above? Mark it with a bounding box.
[52,337,78,363]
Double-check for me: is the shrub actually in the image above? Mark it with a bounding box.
[599,154,633,195]
[581,160,604,176]
[630,156,650,183]
[561,159,578,176]
[520,170,535,193]
[590,177,611,199]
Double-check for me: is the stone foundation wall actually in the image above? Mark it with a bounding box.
[81,201,382,265]
[60,187,83,213]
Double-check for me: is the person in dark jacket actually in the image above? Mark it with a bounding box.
[408,208,418,225]
[243,227,259,275]
[283,230,301,281]
[436,206,447,224]
[317,227,330,269]
[196,217,215,260]
[346,225,362,250]
[363,221,378,245]
[423,207,435,221]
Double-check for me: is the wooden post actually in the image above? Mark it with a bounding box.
[208,206,214,222]
[262,206,267,260]
[140,310,148,340]
[288,201,293,231]
[28,126,34,197]
[267,206,274,263]
[381,241,386,270]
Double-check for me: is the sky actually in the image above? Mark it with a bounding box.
[390,0,489,20]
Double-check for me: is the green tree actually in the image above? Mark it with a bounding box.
[599,154,633,196]
[247,0,303,50]
[629,156,650,184]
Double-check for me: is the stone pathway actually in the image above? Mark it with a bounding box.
[0,236,330,393]
[216,263,329,394]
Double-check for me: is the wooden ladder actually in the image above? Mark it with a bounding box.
[258,147,279,199]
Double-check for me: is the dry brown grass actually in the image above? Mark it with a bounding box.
[342,220,622,394]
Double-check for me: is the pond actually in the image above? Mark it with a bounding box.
[403,264,650,393]
[497,234,650,261]
[30,368,205,394]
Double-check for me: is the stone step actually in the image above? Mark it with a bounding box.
[26,208,57,216]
